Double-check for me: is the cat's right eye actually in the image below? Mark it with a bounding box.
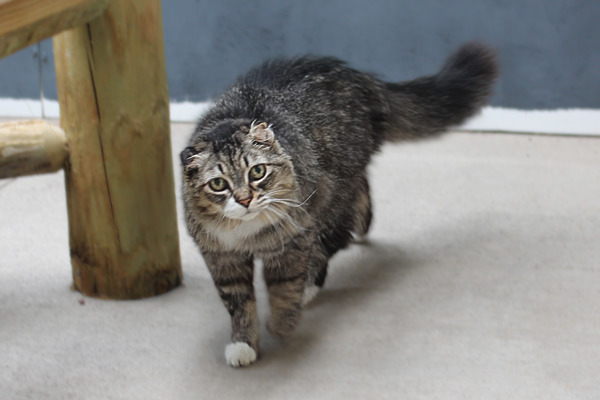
[208,177,228,192]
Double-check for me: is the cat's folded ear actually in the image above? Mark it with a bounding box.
[249,121,275,147]
[180,146,198,167]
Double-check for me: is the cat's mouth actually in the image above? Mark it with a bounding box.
[222,197,260,220]
[223,203,263,222]
[234,211,261,221]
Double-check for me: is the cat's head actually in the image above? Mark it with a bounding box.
[181,120,299,224]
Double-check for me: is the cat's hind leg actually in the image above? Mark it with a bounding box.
[303,181,368,305]
[304,222,354,305]
[302,284,321,306]
[352,173,373,242]
[302,248,329,306]
[303,197,360,302]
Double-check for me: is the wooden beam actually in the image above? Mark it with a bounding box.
[53,0,182,299]
[0,0,109,59]
[0,120,68,179]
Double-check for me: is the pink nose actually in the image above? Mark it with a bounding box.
[236,197,252,208]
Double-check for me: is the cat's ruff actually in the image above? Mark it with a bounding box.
[208,213,271,250]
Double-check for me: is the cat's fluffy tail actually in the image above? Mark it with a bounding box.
[384,42,498,140]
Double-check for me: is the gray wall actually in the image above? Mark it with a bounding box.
[0,39,56,102]
[1,0,599,109]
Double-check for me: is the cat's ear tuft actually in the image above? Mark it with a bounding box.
[180,146,198,167]
[249,121,275,146]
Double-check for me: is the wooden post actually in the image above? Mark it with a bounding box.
[0,120,68,179]
[53,0,182,299]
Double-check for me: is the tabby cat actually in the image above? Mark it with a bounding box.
[181,43,497,367]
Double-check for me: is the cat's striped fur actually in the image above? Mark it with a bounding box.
[181,43,498,367]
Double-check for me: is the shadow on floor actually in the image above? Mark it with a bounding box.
[253,239,423,368]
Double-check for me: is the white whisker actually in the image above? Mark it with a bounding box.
[268,203,314,234]
[298,188,318,206]
[268,198,302,207]
[266,200,313,222]
[264,189,297,198]
[267,188,318,208]
[267,206,301,229]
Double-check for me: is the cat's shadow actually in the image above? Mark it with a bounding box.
[254,238,423,368]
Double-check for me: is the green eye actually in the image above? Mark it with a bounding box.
[249,164,267,181]
[208,177,228,192]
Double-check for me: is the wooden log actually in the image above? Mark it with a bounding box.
[0,120,68,179]
[0,0,109,59]
[53,0,182,299]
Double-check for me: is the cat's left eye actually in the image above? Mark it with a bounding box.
[249,164,267,181]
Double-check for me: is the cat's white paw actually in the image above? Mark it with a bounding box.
[225,342,257,367]
[302,285,320,306]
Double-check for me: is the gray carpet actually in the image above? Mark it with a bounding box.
[1,123,599,399]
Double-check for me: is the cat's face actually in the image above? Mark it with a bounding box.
[181,120,299,225]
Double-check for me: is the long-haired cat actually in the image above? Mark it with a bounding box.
[181,43,498,367]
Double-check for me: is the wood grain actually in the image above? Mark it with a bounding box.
[53,0,182,299]
[0,0,109,59]
[0,120,68,179]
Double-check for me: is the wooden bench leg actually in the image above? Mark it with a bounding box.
[53,0,182,299]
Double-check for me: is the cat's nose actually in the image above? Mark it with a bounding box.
[235,196,252,208]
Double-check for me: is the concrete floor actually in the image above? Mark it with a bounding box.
[1,123,599,399]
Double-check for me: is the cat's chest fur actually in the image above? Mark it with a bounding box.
[209,218,269,250]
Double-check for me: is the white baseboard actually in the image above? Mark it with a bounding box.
[0,98,46,119]
[0,98,598,136]
[169,101,213,122]
[461,107,599,136]
[0,98,210,122]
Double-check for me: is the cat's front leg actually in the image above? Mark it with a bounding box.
[263,243,310,337]
[203,251,259,367]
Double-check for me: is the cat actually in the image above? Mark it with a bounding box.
[180,42,497,367]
